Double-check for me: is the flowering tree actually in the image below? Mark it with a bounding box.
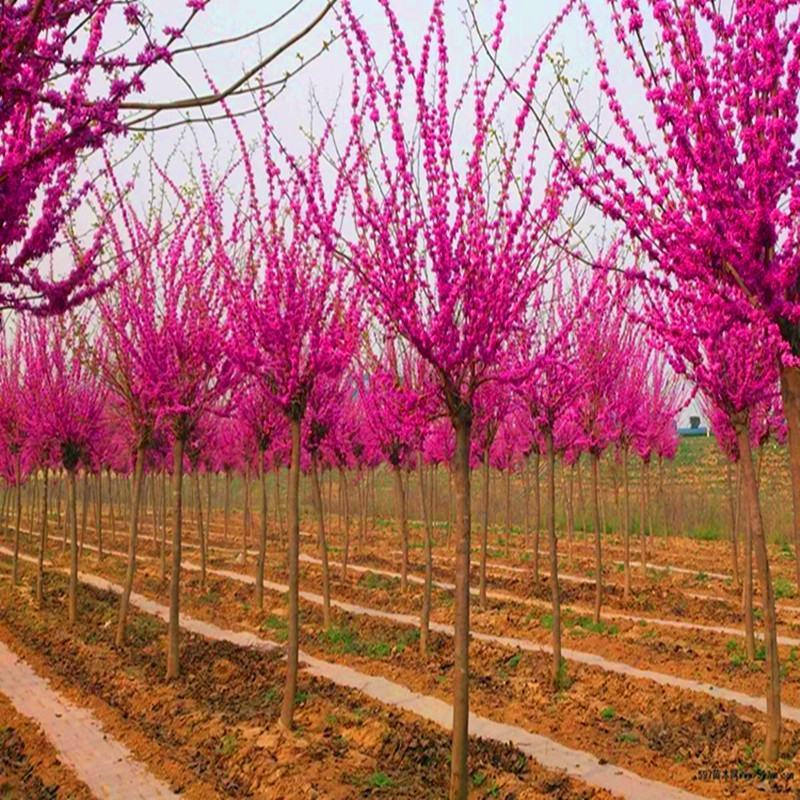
[108,167,231,678]
[643,276,784,759]
[0,327,33,587]
[337,3,564,793]
[26,318,107,624]
[361,343,426,593]
[0,1,215,314]
[545,0,800,593]
[227,111,361,729]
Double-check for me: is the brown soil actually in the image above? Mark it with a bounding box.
[0,692,94,800]
[0,559,607,800]
[54,549,800,800]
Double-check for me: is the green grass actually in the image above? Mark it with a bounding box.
[774,576,796,599]
[261,614,288,642]
[359,571,399,591]
[320,623,419,660]
[686,527,723,542]
[600,706,616,721]
[218,733,239,756]
[367,771,394,790]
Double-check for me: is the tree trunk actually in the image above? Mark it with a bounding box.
[504,468,511,557]
[67,469,78,624]
[622,446,631,602]
[280,415,302,730]
[159,470,167,582]
[340,468,351,581]
[12,457,21,586]
[479,452,490,609]
[242,468,251,564]
[166,437,185,679]
[546,430,562,688]
[358,471,366,548]
[779,366,800,587]
[393,465,409,592]
[224,469,231,544]
[591,453,602,625]
[116,446,146,646]
[740,460,756,661]
[417,458,434,656]
[736,425,781,761]
[255,451,268,609]
[36,468,49,608]
[449,411,472,800]
[107,469,117,550]
[726,460,741,588]
[566,462,575,562]
[639,459,647,576]
[523,456,531,550]
[79,471,88,560]
[311,453,332,628]
[92,474,102,559]
[195,470,206,591]
[533,450,541,582]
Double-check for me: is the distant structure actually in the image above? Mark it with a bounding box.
[677,415,709,437]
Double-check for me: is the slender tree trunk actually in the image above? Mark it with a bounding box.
[504,468,511,557]
[242,468,251,564]
[417,458,433,656]
[206,471,213,538]
[566,462,575,562]
[392,465,409,592]
[224,469,231,544]
[159,470,167,582]
[116,446,146,646]
[311,453,332,628]
[479,452,490,608]
[622,446,631,601]
[780,368,800,587]
[357,471,366,548]
[195,470,206,591]
[532,450,541,582]
[79,471,88,559]
[274,467,282,538]
[95,473,103,560]
[12,457,21,586]
[280,416,302,730]
[166,437,185,679]
[449,410,472,800]
[36,468,49,608]
[67,469,78,624]
[591,453,602,625]
[726,460,741,588]
[546,430,562,688]
[639,459,647,576]
[431,463,438,540]
[576,459,586,534]
[27,476,36,545]
[107,469,116,550]
[523,456,531,549]
[340,468,351,581]
[446,468,453,548]
[740,460,756,661]
[736,425,781,761]
[255,451,268,609]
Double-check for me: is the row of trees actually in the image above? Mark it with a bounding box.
[6,1,800,796]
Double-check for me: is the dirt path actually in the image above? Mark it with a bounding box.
[0,636,178,800]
